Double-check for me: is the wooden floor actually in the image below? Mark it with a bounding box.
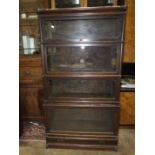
[19,129,135,155]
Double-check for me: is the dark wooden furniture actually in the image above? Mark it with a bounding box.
[19,55,44,121]
[19,0,49,122]
[38,6,126,150]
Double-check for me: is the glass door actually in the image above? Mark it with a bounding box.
[44,78,120,101]
[19,0,49,55]
[44,105,119,134]
[41,16,124,42]
[45,44,121,74]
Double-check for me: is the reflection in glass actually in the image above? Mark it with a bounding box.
[42,17,123,41]
[56,0,81,8]
[46,46,118,72]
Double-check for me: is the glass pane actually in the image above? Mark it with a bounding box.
[88,0,114,7]
[56,0,81,8]
[45,79,116,100]
[42,17,123,41]
[19,0,49,55]
[46,107,117,133]
[46,46,119,72]
[19,18,40,54]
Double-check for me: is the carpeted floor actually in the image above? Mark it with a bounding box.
[19,123,135,155]
[20,122,45,140]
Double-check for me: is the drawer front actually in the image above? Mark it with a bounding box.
[20,67,42,80]
[19,55,42,67]
[44,105,119,134]
[44,44,122,74]
[44,78,120,101]
[41,15,124,42]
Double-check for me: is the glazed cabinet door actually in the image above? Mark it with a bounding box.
[40,15,124,42]
[44,78,120,101]
[44,105,119,134]
[43,44,122,75]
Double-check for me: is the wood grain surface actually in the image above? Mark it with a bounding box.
[20,87,44,121]
[120,92,135,125]
[123,0,135,62]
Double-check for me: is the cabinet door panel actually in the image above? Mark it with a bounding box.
[45,45,121,74]
[120,92,135,125]
[44,78,120,101]
[20,87,43,121]
[44,106,119,134]
[41,16,124,41]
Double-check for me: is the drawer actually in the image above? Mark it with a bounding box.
[46,135,118,149]
[44,44,122,75]
[44,77,120,101]
[41,15,124,42]
[43,104,119,134]
[20,67,42,80]
[19,55,42,67]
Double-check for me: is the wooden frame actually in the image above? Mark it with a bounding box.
[50,0,55,9]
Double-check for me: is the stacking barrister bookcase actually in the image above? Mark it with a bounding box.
[38,6,126,150]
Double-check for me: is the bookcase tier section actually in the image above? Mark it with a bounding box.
[44,78,120,100]
[44,45,121,73]
[44,106,119,133]
[40,15,124,42]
